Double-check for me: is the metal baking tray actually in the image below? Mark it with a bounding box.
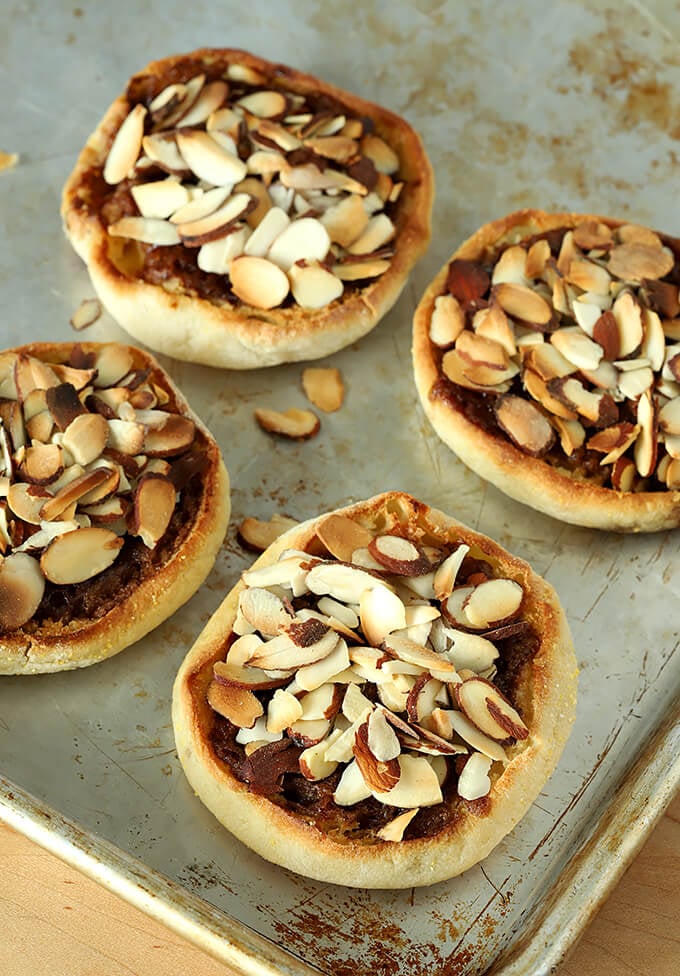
[1,1,679,973]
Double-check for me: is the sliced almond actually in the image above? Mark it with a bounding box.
[552,415,586,455]
[376,808,418,842]
[61,413,109,466]
[103,104,147,184]
[131,178,191,219]
[177,193,254,246]
[659,396,680,436]
[565,258,611,295]
[250,622,338,671]
[129,474,176,548]
[266,688,304,734]
[587,422,640,466]
[494,282,552,325]
[175,129,247,186]
[359,585,407,646]
[608,242,674,282]
[0,552,45,630]
[267,217,330,271]
[18,443,63,485]
[239,586,291,636]
[333,759,373,805]
[208,680,263,728]
[300,367,345,413]
[572,220,613,250]
[108,217,180,246]
[383,633,457,679]
[457,752,493,801]
[524,343,575,382]
[474,303,517,356]
[168,185,232,225]
[377,754,443,808]
[141,133,189,174]
[491,245,528,286]
[634,389,657,478]
[69,298,102,332]
[462,578,523,629]
[39,467,111,521]
[548,377,618,427]
[306,561,388,606]
[611,455,637,491]
[316,514,374,562]
[612,291,644,357]
[456,330,509,371]
[254,406,319,439]
[7,483,52,525]
[178,80,229,127]
[494,395,555,456]
[441,348,511,393]
[237,513,298,552]
[368,534,431,577]
[213,660,288,690]
[353,721,401,793]
[230,255,290,309]
[454,676,529,741]
[40,526,123,584]
[242,206,290,257]
[550,328,603,371]
[346,214,395,256]
[319,193,369,248]
[299,737,339,781]
[197,226,250,274]
[432,545,470,601]
[429,294,466,348]
[238,90,288,118]
[289,261,344,309]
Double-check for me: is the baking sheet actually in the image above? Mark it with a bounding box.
[1,1,679,974]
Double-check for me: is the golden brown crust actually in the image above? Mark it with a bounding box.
[61,48,433,369]
[412,208,680,533]
[172,491,577,889]
[0,342,230,674]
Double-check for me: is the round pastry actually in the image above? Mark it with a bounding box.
[412,209,680,532]
[0,342,229,674]
[172,491,577,889]
[61,48,433,370]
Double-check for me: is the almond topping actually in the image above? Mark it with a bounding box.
[18,444,63,485]
[175,129,248,185]
[69,298,102,332]
[239,586,291,636]
[457,752,493,801]
[353,721,401,793]
[608,242,674,282]
[494,282,552,325]
[0,552,45,631]
[230,256,291,309]
[462,578,523,628]
[39,526,123,584]
[315,513,374,562]
[130,474,176,548]
[108,217,180,246]
[62,412,109,466]
[494,395,555,456]
[103,104,147,184]
[177,193,255,246]
[207,680,263,728]
[212,660,289,690]
[429,294,466,348]
[289,262,343,309]
[359,585,406,646]
[368,534,431,576]
[454,676,529,741]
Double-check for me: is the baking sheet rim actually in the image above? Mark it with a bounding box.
[1,700,678,976]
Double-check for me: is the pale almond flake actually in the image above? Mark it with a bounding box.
[141,133,189,174]
[332,258,391,281]
[69,298,102,332]
[301,367,345,412]
[347,214,395,255]
[197,226,250,274]
[494,282,552,325]
[457,752,493,801]
[289,262,344,309]
[239,585,291,636]
[178,80,229,127]
[243,206,290,257]
[361,133,399,174]
[491,245,528,286]
[608,242,674,282]
[176,129,248,185]
[131,178,191,219]
[494,395,555,456]
[168,185,232,225]
[253,405,319,439]
[267,217,331,271]
[315,513,374,562]
[319,193,369,248]
[230,256,291,309]
[108,217,180,246]
[40,526,123,584]
[429,294,466,348]
[454,677,529,741]
[360,585,407,646]
[104,104,147,184]
[177,193,254,245]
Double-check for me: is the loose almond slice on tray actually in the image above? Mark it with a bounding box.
[413,208,680,531]
[254,406,320,439]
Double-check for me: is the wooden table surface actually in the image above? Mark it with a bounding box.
[1,792,678,976]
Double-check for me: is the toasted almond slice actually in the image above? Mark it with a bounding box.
[303,135,358,164]
[333,759,373,806]
[230,256,290,309]
[346,214,395,256]
[571,220,613,250]
[266,689,304,734]
[178,80,229,127]
[612,291,644,357]
[367,707,401,762]
[523,368,577,420]
[523,343,575,381]
[80,495,128,524]
[608,242,674,282]
[61,413,109,466]
[360,586,407,646]
[591,309,621,360]
[197,226,250,274]
[131,178,190,219]
[306,561,389,606]
[238,90,288,118]
[368,534,431,577]
[319,194,369,248]
[108,216,180,246]
[177,193,254,246]
[360,133,399,175]
[91,345,133,389]
[332,258,391,281]
[587,422,639,465]
[299,736,340,781]
[289,261,343,309]
[176,129,247,185]
[442,585,479,630]
[552,415,587,455]
[39,526,122,584]
[458,752,493,801]
[226,61,266,85]
[456,330,509,374]
[353,721,401,793]
[378,754,442,808]
[213,660,288,691]
[69,298,102,332]
[243,206,290,257]
[659,396,680,436]
[267,217,330,271]
[0,552,45,630]
[287,717,332,747]
[18,443,63,485]
[664,457,680,489]
[254,406,319,439]
[383,633,457,677]
[432,545,470,601]
[547,377,618,427]
[249,624,338,671]
[7,483,51,525]
[316,513,374,562]
[142,414,195,457]
[429,294,466,348]
[376,808,418,842]
[494,282,552,325]
[494,395,555,457]
[474,303,517,356]
[572,298,605,336]
[611,455,636,491]
[617,366,654,400]
[296,636,351,692]
[39,467,111,521]
[454,677,529,741]
[129,474,175,548]
[463,578,523,629]
[237,513,298,552]
[300,366,345,413]
[141,133,189,174]
[103,104,146,184]
[550,328,603,371]
[208,680,263,728]
[442,628,499,673]
[634,389,657,478]
[168,185,232,225]
[298,682,343,722]
[491,245,528,286]
[239,586,290,637]
[565,258,611,295]
[14,354,60,400]
[440,348,512,393]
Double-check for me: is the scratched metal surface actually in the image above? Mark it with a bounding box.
[1,1,679,974]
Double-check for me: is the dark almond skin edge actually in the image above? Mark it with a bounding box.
[171,490,577,889]
[412,208,680,533]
